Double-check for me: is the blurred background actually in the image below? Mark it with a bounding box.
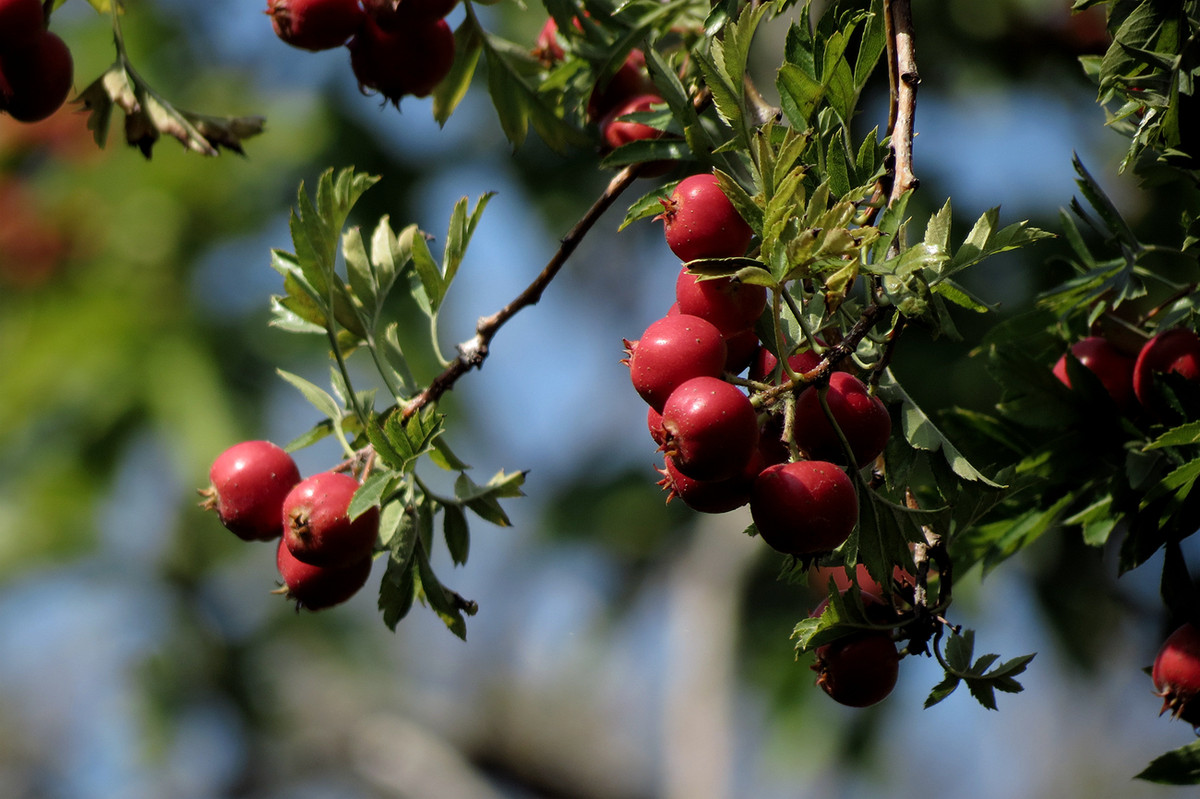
[1,0,1197,797]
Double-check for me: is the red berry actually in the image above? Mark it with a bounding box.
[813,631,900,707]
[1133,328,1200,408]
[750,460,858,556]
[600,93,663,149]
[0,0,45,52]
[587,49,652,121]
[267,0,366,52]
[674,267,767,335]
[724,328,759,375]
[809,562,916,600]
[202,441,302,542]
[1052,335,1135,408]
[282,471,380,567]
[658,174,754,262]
[276,540,372,611]
[624,314,727,412]
[366,0,457,27]
[533,17,565,64]
[750,345,822,383]
[1,30,73,123]
[793,372,891,467]
[1153,622,1200,727]
[660,376,759,481]
[658,455,755,514]
[349,14,454,102]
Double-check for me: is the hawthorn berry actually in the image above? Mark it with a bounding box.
[658,173,754,262]
[201,440,302,542]
[282,471,380,567]
[600,93,664,149]
[0,0,45,53]
[793,372,891,466]
[724,328,760,376]
[750,345,822,384]
[587,49,653,121]
[276,540,373,611]
[658,455,756,514]
[1133,328,1200,408]
[0,30,73,123]
[624,314,727,412]
[1153,622,1200,727]
[349,14,454,102]
[533,17,565,64]
[750,460,858,556]
[674,267,767,336]
[267,0,366,52]
[659,376,759,481]
[813,631,900,707]
[1052,335,1135,409]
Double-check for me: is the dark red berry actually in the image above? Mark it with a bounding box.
[1153,622,1200,727]
[1052,335,1135,409]
[201,440,302,542]
[750,345,822,384]
[533,17,565,64]
[276,540,372,611]
[793,372,891,466]
[601,93,663,149]
[624,314,727,412]
[660,376,758,481]
[1133,328,1200,408]
[1,30,73,123]
[813,631,900,707]
[282,471,380,567]
[674,267,767,335]
[349,14,454,102]
[750,460,858,556]
[724,328,759,376]
[0,0,45,53]
[587,49,652,121]
[658,173,753,262]
[366,0,457,28]
[267,0,366,52]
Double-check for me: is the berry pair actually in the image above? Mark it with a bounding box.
[202,440,379,611]
[1053,327,1200,413]
[267,0,455,104]
[0,0,74,123]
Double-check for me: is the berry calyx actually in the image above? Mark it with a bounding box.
[201,440,302,542]
[282,471,380,567]
[624,314,727,412]
[793,372,891,467]
[1052,335,1135,409]
[267,0,366,52]
[750,460,858,556]
[674,267,767,336]
[276,540,373,611]
[1,30,73,123]
[1153,622,1200,727]
[1133,328,1200,408]
[658,173,754,262]
[659,376,759,481]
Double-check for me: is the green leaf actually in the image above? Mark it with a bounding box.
[619,182,675,231]
[433,19,484,125]
[1145,421,1200,450]
[443,504,470,566]
[350,471,393,520]
[1137,740,1200,784]
[276,369,343,423]
[414,541,476,639]
[443,193,496,292]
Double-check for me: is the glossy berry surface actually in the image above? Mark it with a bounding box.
[203,440,302,542]
[793,372,891,466]
[1,31,73,123]
[267,0,366,52]
[1153,622,1200,726]
[1133,328,1200,407]
[625,314,727,412]
[674,267,767,335]
[276,540,372,611]
[1052,335,1135,409]
[813,631,900,707]
[660,376,758,481]
[282,471,380,567]
[659,456,756,514]
[350,15,454,102]
[750,460,858,555]
[659,174,754,262]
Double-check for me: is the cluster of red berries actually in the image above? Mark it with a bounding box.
[0,0,74,123]
[624,172,891,558]
[532,16,665,153]
[201,440,379,611]
[1053,327,1200,413]
[1153,622,1200,728]
[267,0,455,104]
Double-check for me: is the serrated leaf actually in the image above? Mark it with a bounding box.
[1145,421,1200,450]
[1137,740,1200,784]
[414,542,474,639]
[620,182,675,231]
[350,471,393,520]
[410,232,443,314]
[443,504,470,566]
[924,673,961,708]
[443,193,495,292]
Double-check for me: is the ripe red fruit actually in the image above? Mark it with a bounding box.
[1153,622,1200,727]
[587,49,653,121]
[724,328,760,376]
[658,453,764,514]
[809,562,916,600]
[201,440,302,542]
[659,376,759,481]
[1,31,73,123]
[533,17,565,64]
[750,460,858,556]
[1052,335,1135,408]
[674,267,767,336]
[624,314,727,412]
[365,0,456,26]
[282,471,380,567]
[0,0,45,52]
[276,540,372,611]
[1133,328,1200,408]
[750,345,822,384]
[813,631,900,707]
[349,15,454,102]
[267,0,366,52]
[658,174,754,262]
[793,372,891,466]
[600,93,663,149]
